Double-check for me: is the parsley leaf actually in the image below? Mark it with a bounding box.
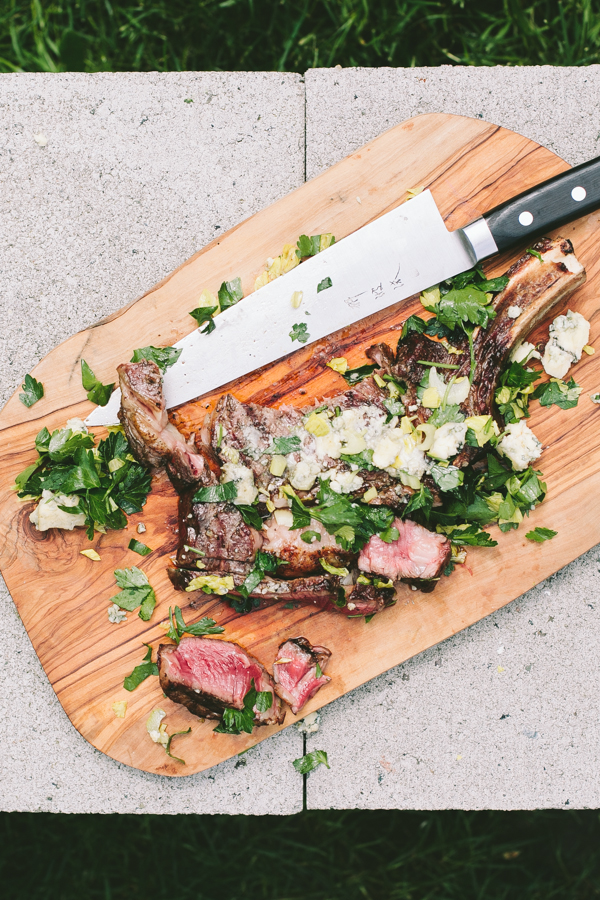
[128,538,152,556]
[527,248,544,262]
[402,485,434,520]
[165,727,192,765]
[436,286,496,331]
[296,234,322,259]
[110,567,156,621]
[263,435,302,455]
[378,525,400,543]
[526,526,557,542]
[339,449,375,470]
[301,530,321,543]
[130,346,182,373]
[341,364,378,386]
[400,315,427,340]
[237,504,263,530]
[193,481,238,503]
[442,524,498,547]
[430,464,464,492]
[166,605,224,642]
[290,322,310,343]
[218,277,243,310]
[19,374,44,407]
[123,645,159,691]
[81,360,115,407]
[317,277,333,293]
[293,749,330,774]
[189,305,218,334]
[214,679,272,735]
[532,377,581,410]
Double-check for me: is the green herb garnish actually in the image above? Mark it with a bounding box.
[123,644,159,692]
[341,364,377,386]
[166,605,224,643]
[214,679,272,735]
[263,435,302,455]
[526,526,557,542]
[218,277,243,310]
[130,346,182,373]
[110,567,157,621]
[296,234,322,259]
[301,530,321,543]
[400,315,428,340]
[292,749,330,774]
[16,426,152,539]
[237,504,264,530]
[189,305,218,334]
[19,374,44,407]
[165,727,192,764]
[532,377,581,410]
[81,360,115,407]
[317,276,332,293]
[193,481,238,503]
[290,322,310,343]
[527,248,544,262]
[128,538,152,556]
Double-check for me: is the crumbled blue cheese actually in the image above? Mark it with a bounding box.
[296,711,320,734]
[542,309,590,378]
[65,417,88,433]
[507,306,522,319]
[497,421,542,471]
[108,603,127,624]
[288,457,322,491]
[329,469,364,494]
[428,422,468,460]
[29,490,86,531]
[221,462,258,504]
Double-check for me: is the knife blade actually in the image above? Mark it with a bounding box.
[86,153,600,427]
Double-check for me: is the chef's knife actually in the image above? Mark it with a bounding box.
[86,155,600,427]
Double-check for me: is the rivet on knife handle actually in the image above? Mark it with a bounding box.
[478,154,600,254]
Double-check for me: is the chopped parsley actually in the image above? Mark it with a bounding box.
[317,276,333,293]
[526,526,557,542]
[263,435,302,455]
[165,605,224,642]
[290,322,310,343]
[400,314,428,340]
[441,524,498,547]
[123,645,159,691]
[16,425,152,539]
[237,504,264,530]
[288,480,395,553]
[495,361,541,424]
[339,449,376,470]
[214,679,272,735]
[110,567,157,621]
[128,538,152,556]
[165,727,192,765]
[189,305,218,334]
[292,749,330,774]
[527,247,544,262]
[227,550,280,614]
[193,481,238,503]
[130,346,182,373]
[81,359,115,407]
[402,484,434,521]
[532,377,581,410]
[19,374,44,407]
[296,234,326,259]
[217,277,243,310]
[301,530,321,543]
[340,363,378,386]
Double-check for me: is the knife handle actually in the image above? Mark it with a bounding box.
[473,155,600,257]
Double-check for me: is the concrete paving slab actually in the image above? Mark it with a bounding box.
[305,65,600,810]
[305,65,600,175]
[0,72,305,814]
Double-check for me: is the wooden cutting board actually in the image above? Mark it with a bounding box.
[1,113,599,777]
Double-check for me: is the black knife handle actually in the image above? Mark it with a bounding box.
[482,155,600,254]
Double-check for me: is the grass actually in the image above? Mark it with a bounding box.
[1,0,600,74]
[2,808,600,899]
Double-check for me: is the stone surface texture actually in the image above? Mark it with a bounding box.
[2,67,600,812]
[305,65,600,810]
[0,71,305,815]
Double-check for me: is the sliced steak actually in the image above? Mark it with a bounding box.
[273,637,331,715]
[158,636,284,725]
[176,491,262,569]
[118,360,219,491]
[358,518,451,587]
[260,517,353,577]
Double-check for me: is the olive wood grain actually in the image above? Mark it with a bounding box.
[1,113,599,776]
